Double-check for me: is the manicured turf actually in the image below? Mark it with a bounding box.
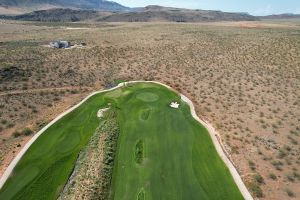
[0,83,244,200]
[111,83,244,200]
[0,94,107,200]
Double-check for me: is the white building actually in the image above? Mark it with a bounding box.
[50,41,70,49]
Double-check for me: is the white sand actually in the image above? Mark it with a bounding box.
[97,108,109,118]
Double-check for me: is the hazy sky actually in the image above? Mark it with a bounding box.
[114,0,300,15]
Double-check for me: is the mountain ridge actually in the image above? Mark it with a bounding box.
[0,0,130,11]
[0,7,259,22]
[259,13,300,19]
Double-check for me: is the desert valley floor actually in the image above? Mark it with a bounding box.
[0,19,299,199]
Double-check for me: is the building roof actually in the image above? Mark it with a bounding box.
[49,40,70,48]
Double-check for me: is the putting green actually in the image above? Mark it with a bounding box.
[0,83,244,200]
[136,92,159,102]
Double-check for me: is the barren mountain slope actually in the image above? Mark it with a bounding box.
[1,7,258,22]
[0,0,130,11]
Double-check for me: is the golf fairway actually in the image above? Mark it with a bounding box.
[0,82,244,200]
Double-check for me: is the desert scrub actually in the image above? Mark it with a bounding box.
[285,188,295,197]
[254,174,264,184]
[1,22,299,200]
[277,149,287,159]
[248,160,256,171]
[13,131,21,138]
[59,108,120,200]
[99,109,119,200]
[248,173,264,198]
[58,121,105,200]
[22,127,33,136]
[269,173,277,180]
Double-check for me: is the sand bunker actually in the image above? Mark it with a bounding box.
[97,108,110,118]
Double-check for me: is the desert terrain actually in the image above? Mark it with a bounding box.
[0,19,299,199]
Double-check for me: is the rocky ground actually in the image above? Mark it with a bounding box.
[0,20,299,199]
[58,109,119,200]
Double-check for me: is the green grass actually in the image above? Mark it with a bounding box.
[110,83,243,200]
[0,94,107,200]
[0,82,244,200]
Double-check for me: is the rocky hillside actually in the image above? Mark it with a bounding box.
[0,0,130,11]
[259,13,300,20]
[1,8,105,22]
[100,5,258,22]
[1,6,259,22]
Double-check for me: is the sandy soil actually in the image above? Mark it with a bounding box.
[0,90,90,176]
[0,86,91,97]
[65,27,92,30]
[206,21,300,28]
[0,20,299,199]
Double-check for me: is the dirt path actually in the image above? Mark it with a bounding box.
[0,81,253,200]
[0,86,92,97]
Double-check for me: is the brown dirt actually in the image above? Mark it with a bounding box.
[207,21,300,28]
[0,20,299,199]
[0,89,90,175]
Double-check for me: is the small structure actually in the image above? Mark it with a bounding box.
[170,101,179,109]
[49,41,70,49]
